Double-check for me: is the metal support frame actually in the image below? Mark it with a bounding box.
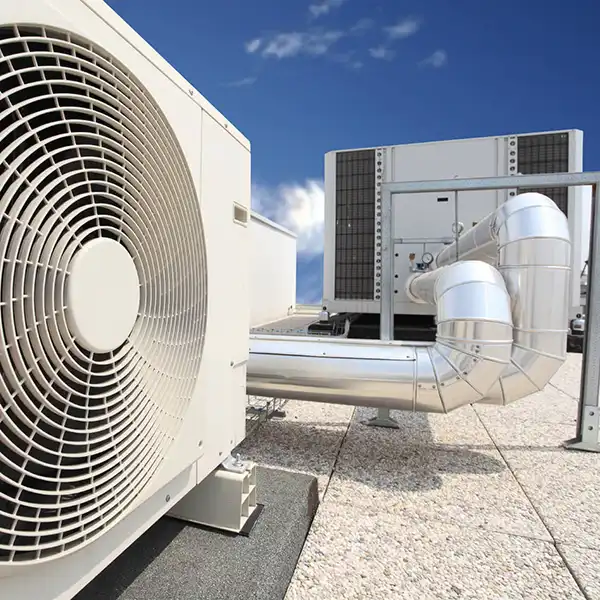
[365,170,400,429]
[377,171,600,450]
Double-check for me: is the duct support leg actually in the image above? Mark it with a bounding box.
[168,454,262,533]
[566,183,600,453]
[365,407,400,429]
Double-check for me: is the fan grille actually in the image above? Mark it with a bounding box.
[0,24,207,564]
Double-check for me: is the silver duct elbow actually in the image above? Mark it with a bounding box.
[247,261,513,413]
[435,192,572,404]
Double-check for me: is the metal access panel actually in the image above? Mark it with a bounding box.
[322,129,587,319]
[386,137,502,315]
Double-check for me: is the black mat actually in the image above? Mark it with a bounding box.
[77,467,319,600]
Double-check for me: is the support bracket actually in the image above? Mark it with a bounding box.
[365,408,400,429]
[169,454,261,534]
[565,406,600,452]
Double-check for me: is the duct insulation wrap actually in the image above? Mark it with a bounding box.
[434,192,572,405]
[247,261,513,413]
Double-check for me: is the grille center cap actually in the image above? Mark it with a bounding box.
[66,238,140,353]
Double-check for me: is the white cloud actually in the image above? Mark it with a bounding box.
[245,17,370,64]
[252,180,324,254]
[226,76,257,87]
[262,30,344,59]
[384,17,421,40]
[421,49,448,68]
[331,50,363,69]
[309,0,347,19]
[369,45,395,60]
[245,38,262,54]
[350,18,374,33]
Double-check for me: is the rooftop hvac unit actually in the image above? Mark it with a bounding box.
[0,1,251,598]
[322,130,589,320]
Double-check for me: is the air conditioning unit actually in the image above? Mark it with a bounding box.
[322,130,590,321]
[0,1,251,598]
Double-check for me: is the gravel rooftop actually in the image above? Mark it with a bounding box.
[240,349,600,600]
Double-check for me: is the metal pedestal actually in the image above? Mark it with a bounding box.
[169,455,260,534]
[365,408,400,429]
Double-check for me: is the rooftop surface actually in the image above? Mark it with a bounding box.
[240,352,600,599]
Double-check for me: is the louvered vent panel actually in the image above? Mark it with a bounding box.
[334,149,375,300]
[517,132,570,216]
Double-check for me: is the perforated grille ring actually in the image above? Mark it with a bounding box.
[0,24,207,565]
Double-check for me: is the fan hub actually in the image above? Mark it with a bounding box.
[66,239,140,353]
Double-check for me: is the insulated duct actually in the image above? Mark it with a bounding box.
[247,261,513,413]
[434,192,572,404]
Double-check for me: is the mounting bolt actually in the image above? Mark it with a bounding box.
[165,494,171,502]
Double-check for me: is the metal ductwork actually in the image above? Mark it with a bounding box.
[247,260,513,413]
[434,192,572,404]
[246,192,571,412]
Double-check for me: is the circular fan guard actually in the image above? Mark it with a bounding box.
[0,25,207,564]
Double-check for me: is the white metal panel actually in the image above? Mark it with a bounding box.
[394,193,456,240]
[197,110,250,457]
[388,137,500,244]
[323,151,337,305]
[387,137,499,181]
[250,213,297,327]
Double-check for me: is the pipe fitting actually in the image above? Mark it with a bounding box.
[247,260,513,413]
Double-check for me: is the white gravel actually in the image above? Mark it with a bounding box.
[559,544,600,600]
[239,400,354,498]
[287,507,582,600]
[242,353,598,599]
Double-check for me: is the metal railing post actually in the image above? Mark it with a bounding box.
[567,182,600,451]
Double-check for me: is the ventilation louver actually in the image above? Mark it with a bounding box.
[0,24,207,565]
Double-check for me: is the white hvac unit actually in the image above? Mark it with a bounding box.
[323,130,590,320]
[0,1,252,598]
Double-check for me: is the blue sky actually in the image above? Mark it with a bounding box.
[106,0,599,303]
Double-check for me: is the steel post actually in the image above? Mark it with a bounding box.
[366,186,400,428]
